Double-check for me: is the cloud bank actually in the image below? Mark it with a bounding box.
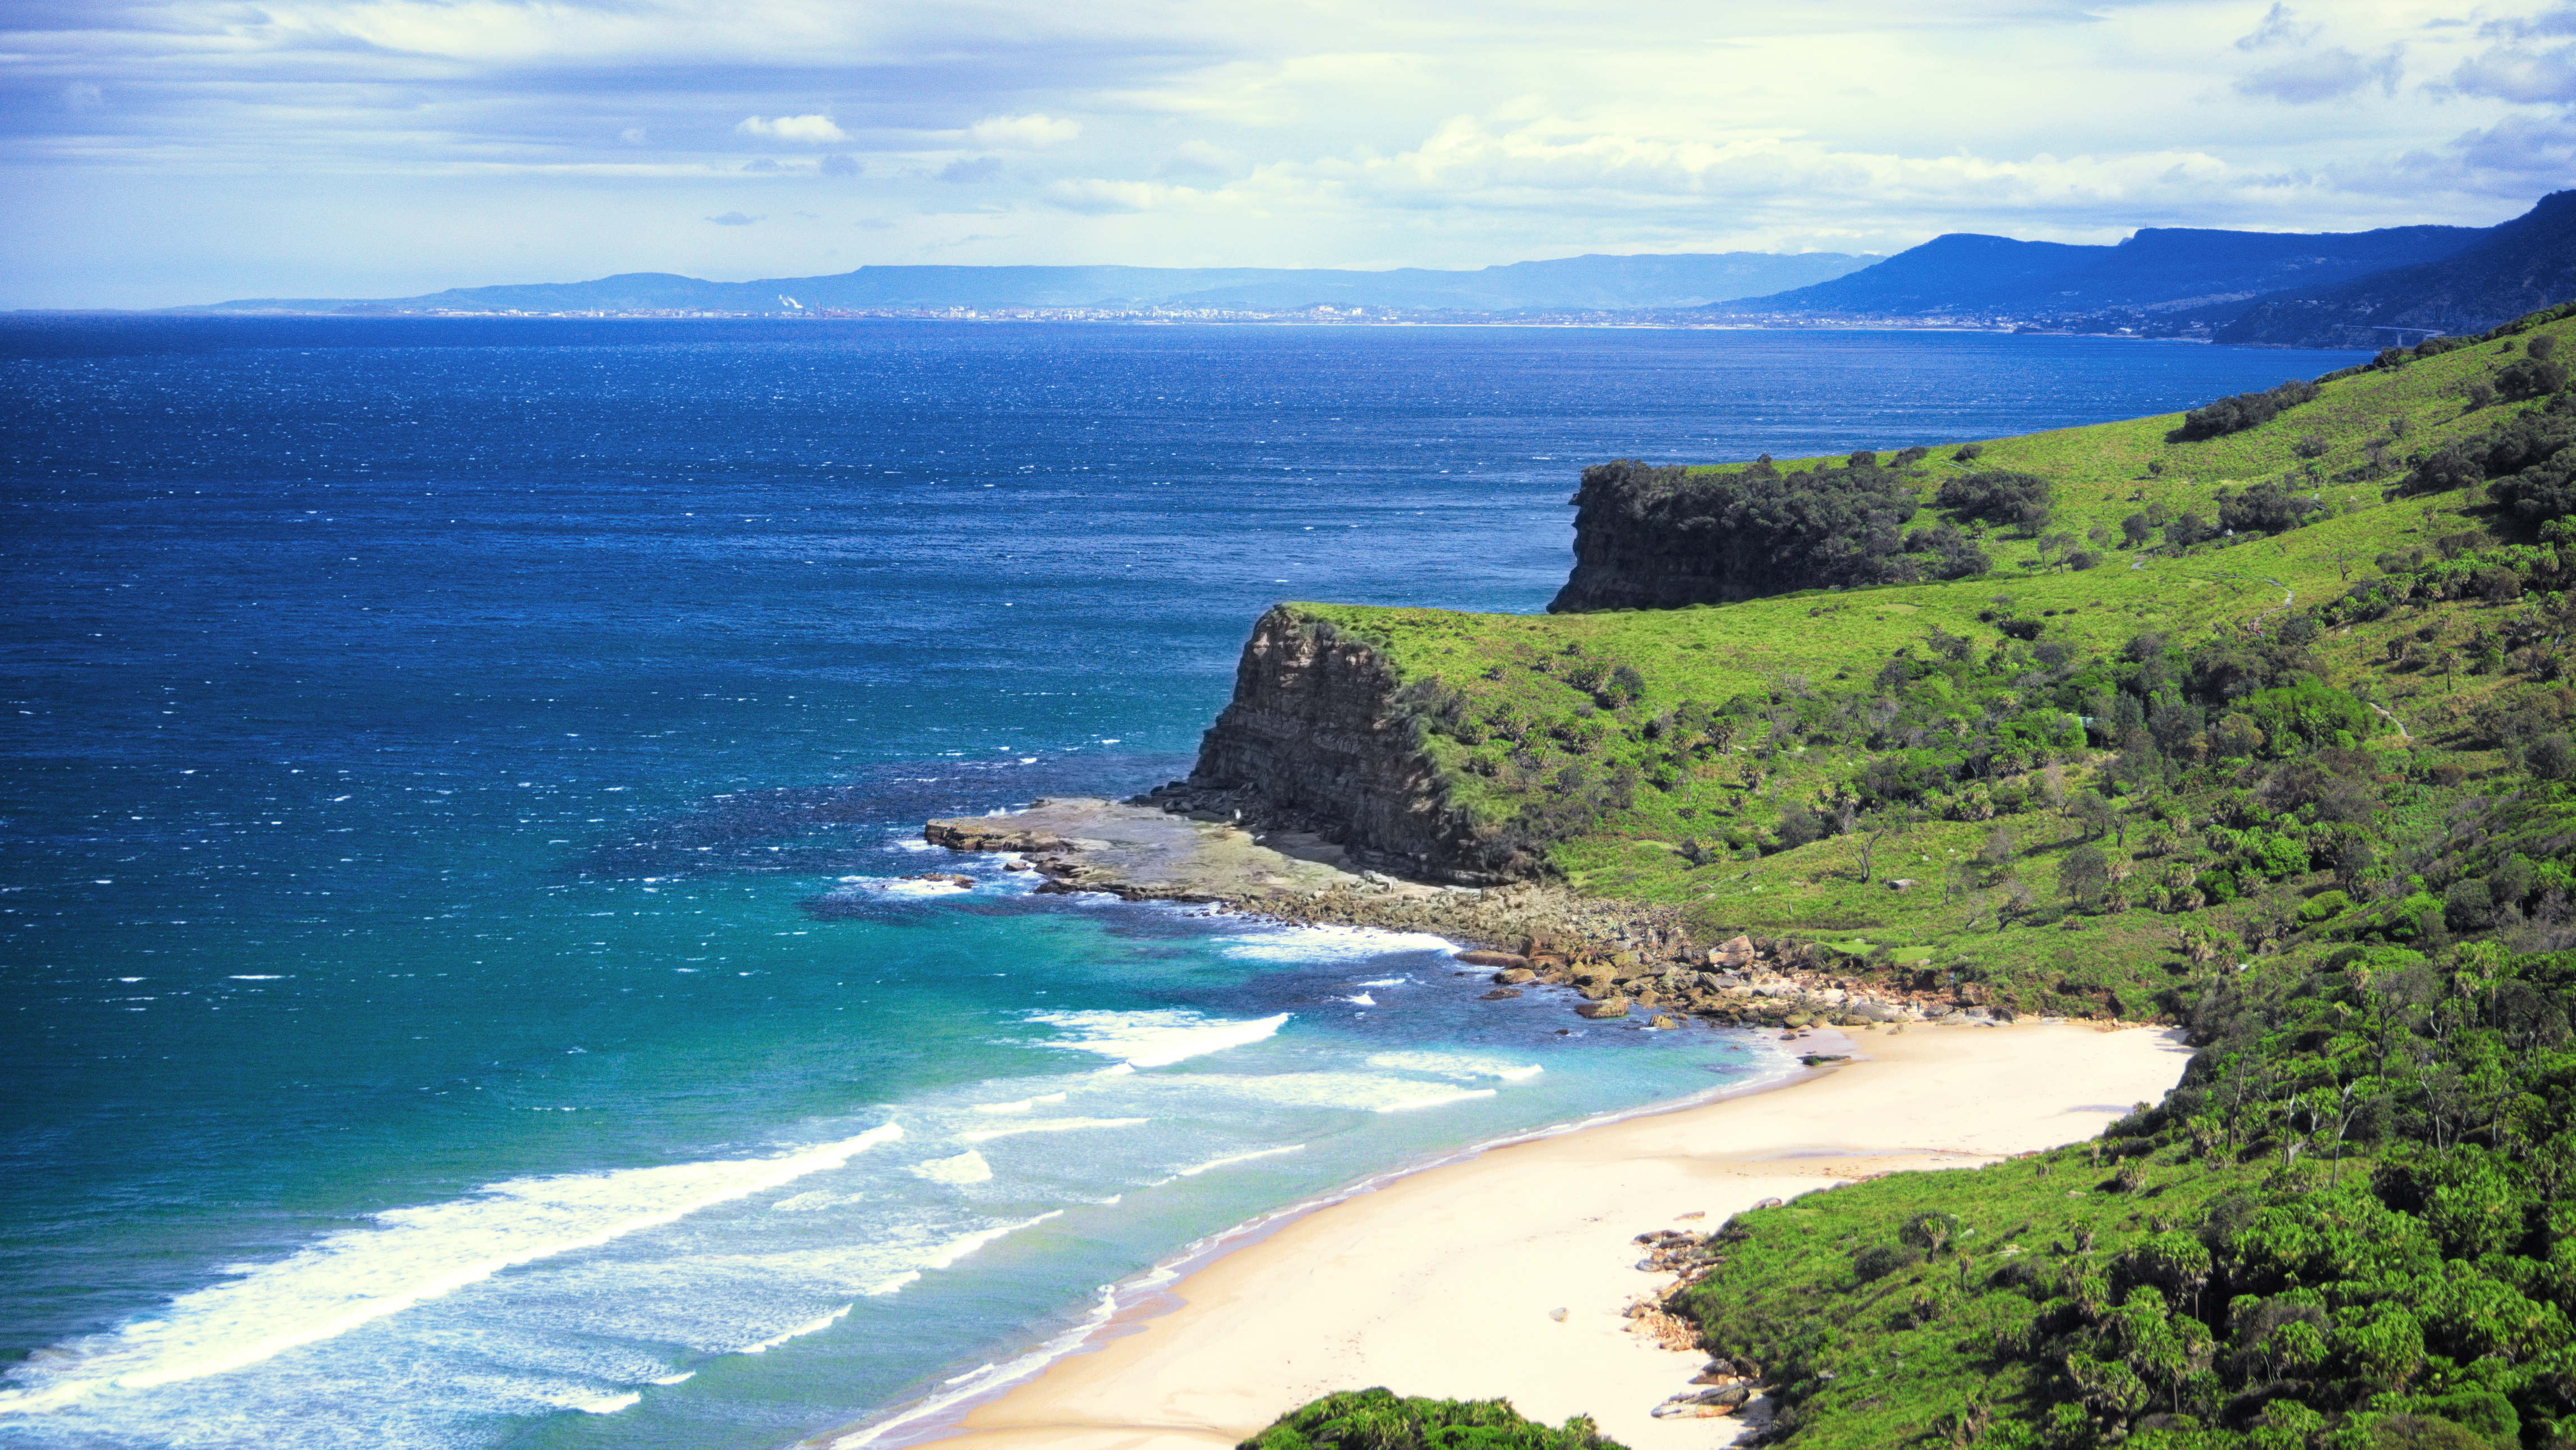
[2,0,2569,306]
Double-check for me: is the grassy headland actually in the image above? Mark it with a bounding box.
[1267,307,2576,1022]
[1233,304,2576,1448]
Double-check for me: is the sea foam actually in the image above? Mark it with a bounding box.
[0,1122,905,1415]
[1022,1008,1289,1070]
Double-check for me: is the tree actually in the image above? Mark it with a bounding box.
[2072,790,2115,839]
[2062,843,2112,911]
[1980,826,2017,873]
[2121,513,2153,548]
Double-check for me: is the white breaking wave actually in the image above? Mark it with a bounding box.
[956,1117,1148,1144]
[1022,1008,1289,1070]
[0,1122,905,1416]
[1215,924,1452,963]
[1353,977,1409,988]
[909,1150,992,1185]
[924,1210,1062,1270]
[969,1091,1068,1114]
[825,1283,1119,1450]
[1337,993,1377,1007]
[1173,1144,1306,1177]
[737,1303,852,1355]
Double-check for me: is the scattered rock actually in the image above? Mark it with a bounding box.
[1547,1307,1568,1323]
[1650,1014,1678,1029]
[1798,1053,1852,1067]
[1455,949,1527,968]
[1886,878,1916,892]
[1575,997,1631,1020]
[1494,967,1537,985]
[1479,988,1522,1001]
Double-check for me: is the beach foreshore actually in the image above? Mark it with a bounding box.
[837,1020,2193,1450]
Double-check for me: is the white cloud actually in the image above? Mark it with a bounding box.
[1042,178,1193,213]
[706,210,761,225]
[737,114,848,143]
[2235,3,2322,51]
[10,0,2576,305]
[2448,40,2576,103]
[2235,45,2407,103]
[967,113,1080,148]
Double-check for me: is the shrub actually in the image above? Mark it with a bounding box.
[2216,480,2326,535]
[2242,678,2374,756]
[2497,357,2568,401]
[1852,1243,1924,1282]
[1936,470,2055,531]
[2172,378,2321,441]
[1242,1389,1629,1450]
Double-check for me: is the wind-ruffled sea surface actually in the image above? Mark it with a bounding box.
[0,318,2364,1449]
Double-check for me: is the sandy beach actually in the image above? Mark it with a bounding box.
[855,1020,2193,1450]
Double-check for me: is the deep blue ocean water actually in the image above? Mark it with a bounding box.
[0,318,2365,1450]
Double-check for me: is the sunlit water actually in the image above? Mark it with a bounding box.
[0,318,2364,1449]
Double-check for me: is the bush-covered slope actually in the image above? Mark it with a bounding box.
[1250,303,2576,1020]
[1240,301,2576,1450]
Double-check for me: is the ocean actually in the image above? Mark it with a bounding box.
[0,318,2365,1449]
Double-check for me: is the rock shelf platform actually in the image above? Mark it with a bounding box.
[926,797,2041,1033]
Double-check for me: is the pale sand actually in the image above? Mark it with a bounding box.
[872,1021,2194,1450]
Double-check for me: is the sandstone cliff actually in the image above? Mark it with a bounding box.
[1184,606,1520,884]
[1546,458,1919,612]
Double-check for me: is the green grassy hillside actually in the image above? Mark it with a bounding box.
[1284,306,2576,1018]
[1248,306,2576,1447]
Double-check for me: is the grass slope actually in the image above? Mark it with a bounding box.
[1282,309,2576,1018]
[1247,305,2576,1448]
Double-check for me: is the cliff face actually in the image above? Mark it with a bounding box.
[1187,607,1510,884]
[1547,458,1919,612]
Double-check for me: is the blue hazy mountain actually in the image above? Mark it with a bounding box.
[2212,190,2576,348]
[1729,222,2481,316]
[193,252,1879,315]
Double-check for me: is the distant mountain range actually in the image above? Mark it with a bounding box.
[173,190,2576,348]
[194,252,1881,316]
[1724,190,2576,348]
[2210,191,2576,348]
[1730,225,2476,316]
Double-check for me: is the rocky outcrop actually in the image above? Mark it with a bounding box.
[1546,459,1920,612]
[1183,606,1517,883]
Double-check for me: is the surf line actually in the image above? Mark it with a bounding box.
[0,1122,908,1415]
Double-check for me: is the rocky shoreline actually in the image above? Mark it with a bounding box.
[925,792,2029,1034]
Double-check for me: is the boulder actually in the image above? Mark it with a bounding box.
[1479,988,1522,1001]
[1456,949,1528,968]
[1650,1014,1679,1029]
[1575,997,1631,1020]
[1495,967,1537,985]
[1886,878,1916,891]
[1712,934,1757,969]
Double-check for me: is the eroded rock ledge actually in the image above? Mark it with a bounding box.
[1180,606,1517,884]
[925,797,2009,1032]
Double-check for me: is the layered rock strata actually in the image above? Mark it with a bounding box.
[1180,606,1510,883]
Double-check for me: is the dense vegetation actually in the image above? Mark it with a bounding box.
[1238,1388,1626,1449]
[1671,937,2576,1448]
[1243,300,2576,1446]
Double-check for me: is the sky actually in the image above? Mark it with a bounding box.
[3,0,2572,308]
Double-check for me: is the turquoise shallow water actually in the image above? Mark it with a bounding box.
[0,319,2366,1449]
